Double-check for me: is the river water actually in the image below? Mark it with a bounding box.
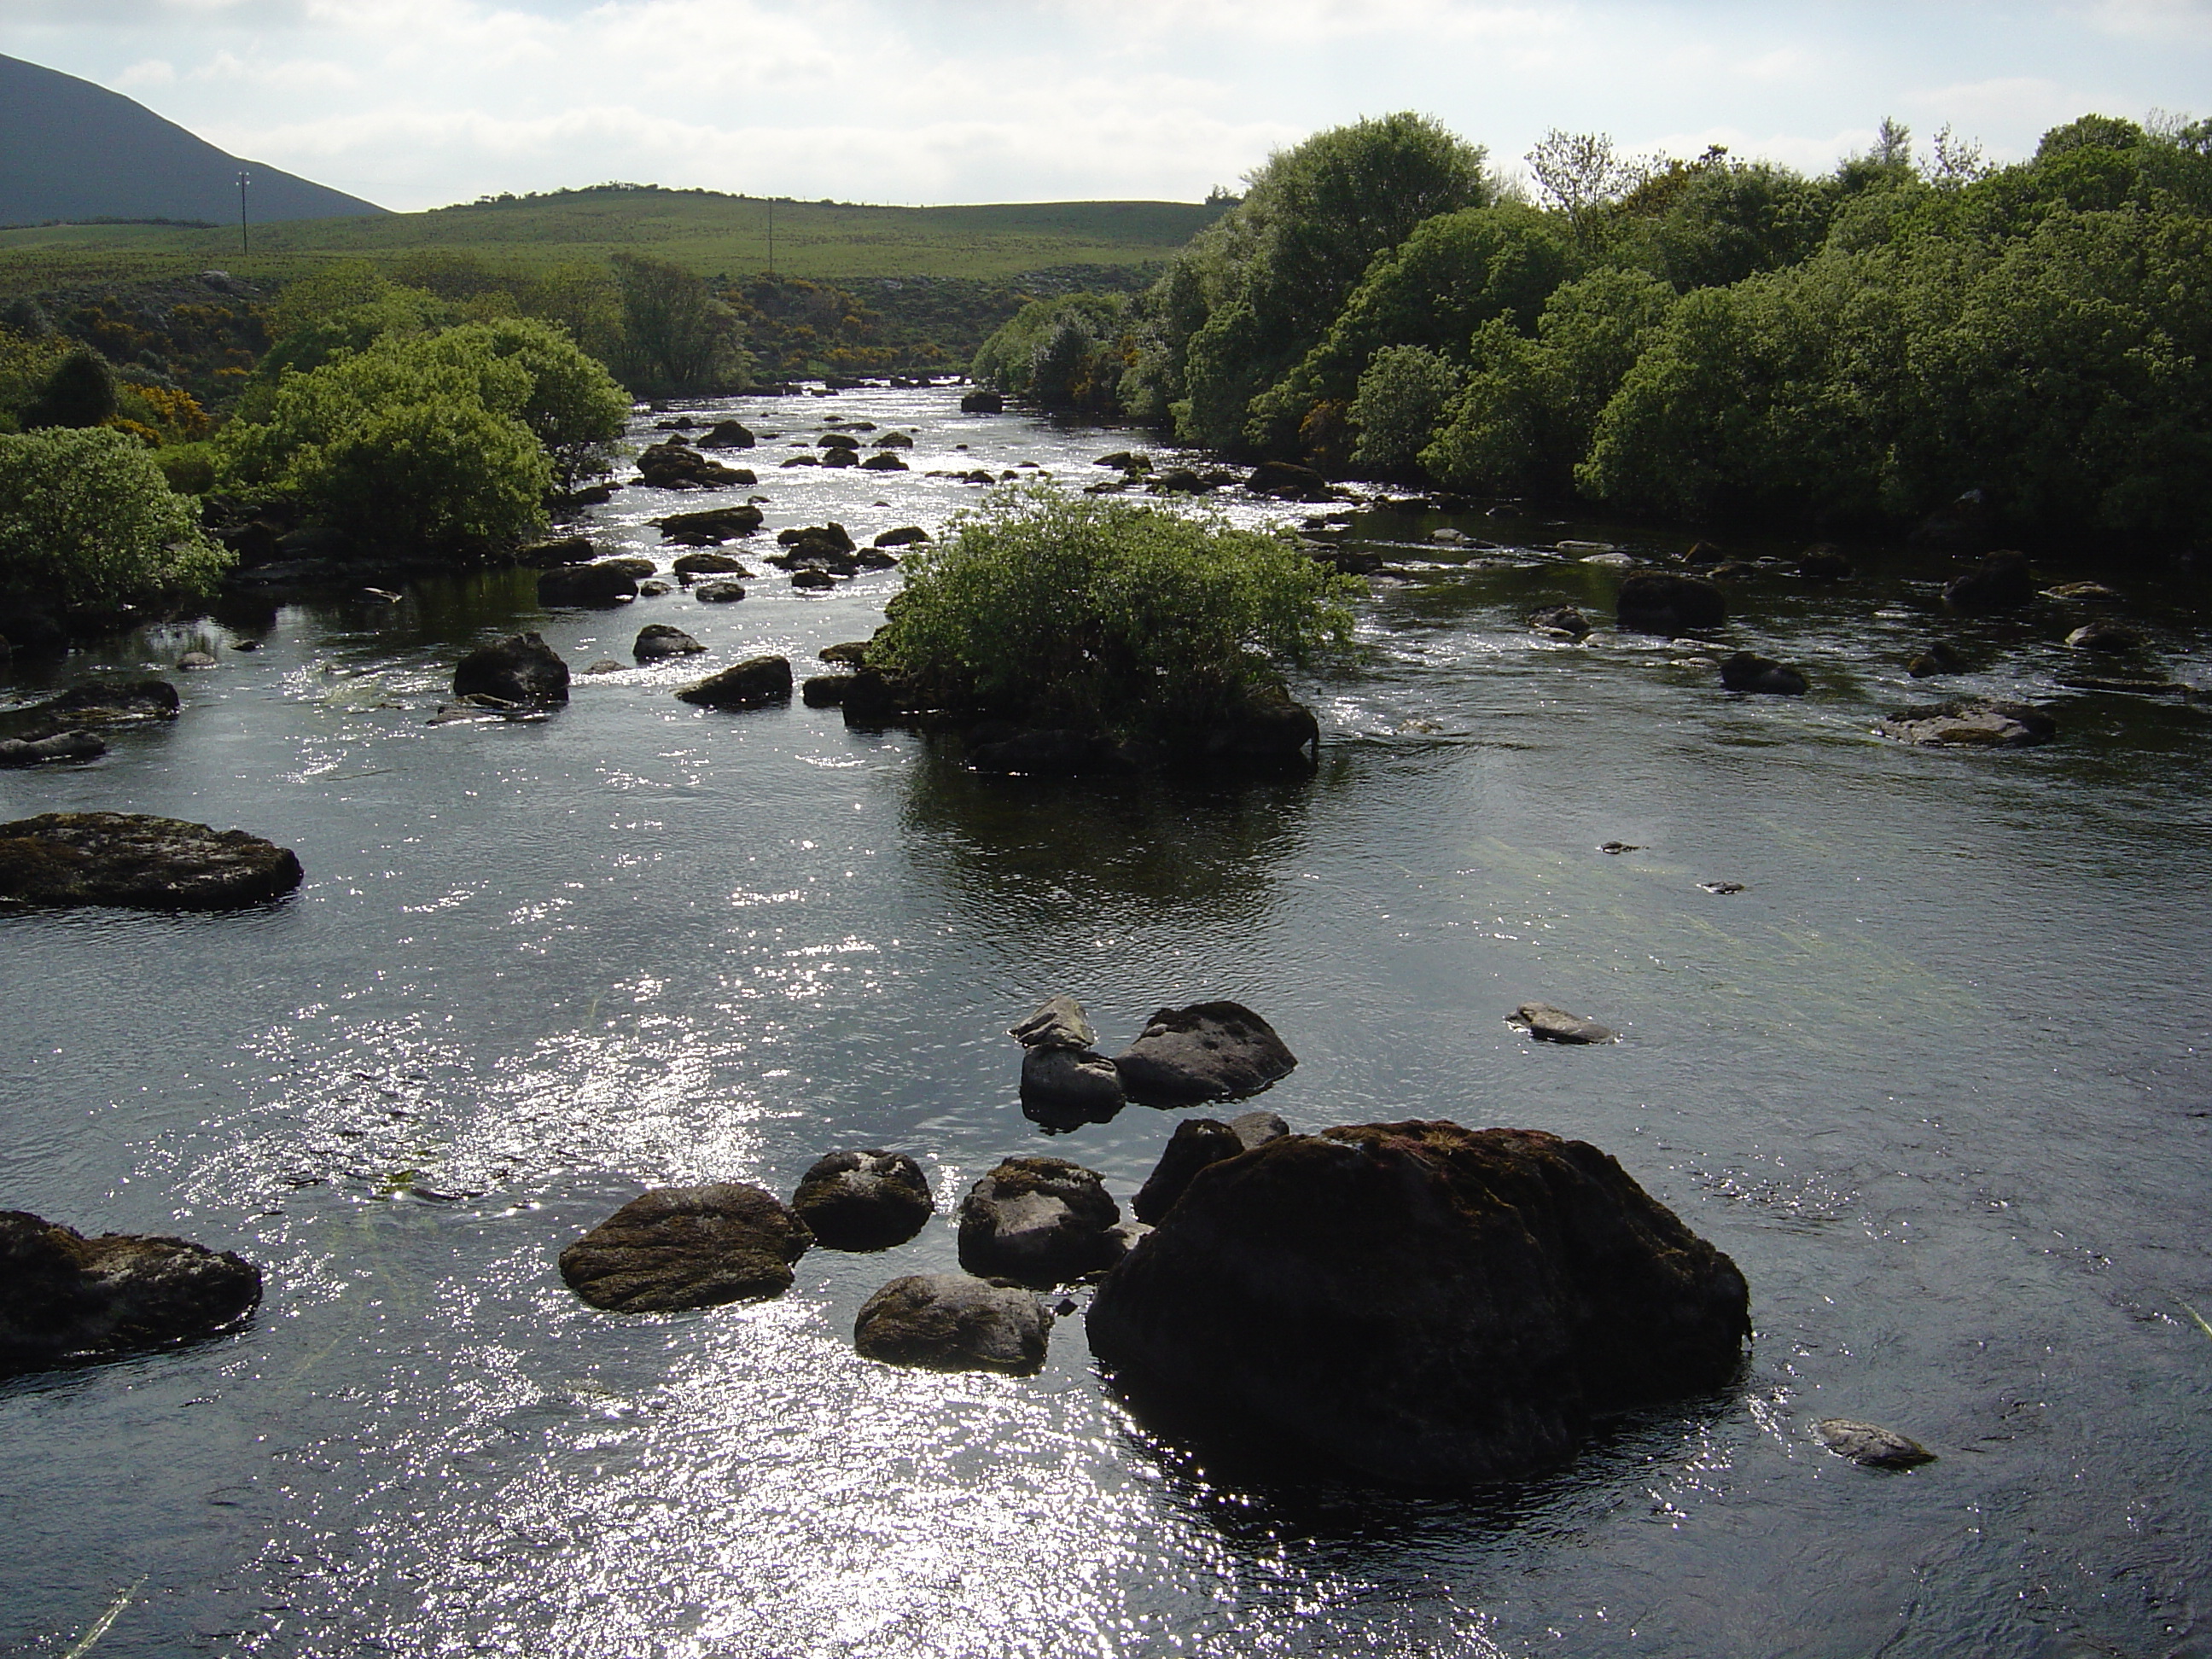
[3,387,2209,1659]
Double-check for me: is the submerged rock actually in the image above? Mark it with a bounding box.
[1878,700,2056,748]
[1907,643,1967,678]
[1943,550,2034,614]
[1131,1111,1289,1224]
[0,812,303,910]
[695,582,748,603]
[853,1273,1051,1374]
[558,1184,811,1311]
[633,624,706,662]
[791,1150,934,1251]
[1720,652,1809,695]
[0,731,104,766]
[1086,1121,1752,1485]
[0,1210,262,1371]
[1815,1417,1936,1469]
[1511,1003,1618,1044]
[676,655,793,709]
[1617,573,1726,634]
[1113,1002,1297,1107]
[1529,605,1592,640]
[957,1157,1122,1287]
[454,632,569,707]
[21,678,179,727]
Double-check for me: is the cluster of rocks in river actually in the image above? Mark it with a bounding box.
[1010,994,1298,1129]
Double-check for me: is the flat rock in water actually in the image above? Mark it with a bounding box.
[1010,994,1097,1051]
[1113,1001,1297,1106]
[1720,652,1809,695]
[1132,1110,1289,1223]
[790,1150,934,1251]
[1815,1417,1936,1469]
[0,812,302,910]
[558,1183,811,1311]
[957,1156,1121,1288]
[1878,701,2056,748]
[21,678,179,727]
[1087,1121,1752,1485]
[0,731,104,766]
[853,1273,1051,1374]
[0,1209,263,1371]
[1512,1003,1617,1044]
[670,551,749,579]
[677,655,793,709]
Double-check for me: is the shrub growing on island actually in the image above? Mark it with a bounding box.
[869,481,1359,735]
[0,427,232,614]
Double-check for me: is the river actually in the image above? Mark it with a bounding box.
[3,387,2208,1657]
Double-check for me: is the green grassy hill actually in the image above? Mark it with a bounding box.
[0,186,1224,292]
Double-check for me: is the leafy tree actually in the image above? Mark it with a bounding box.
[22,348,119,429]
[870,480,1358,733]
[0,427,231,612]
[972,294,1129,412]
[1245,203,1568,453]
[1348,346,1462,475]
[611,253,751,394]
[1124,113,1490,450]
[415,317,628,486]
[1525,128,1651,246]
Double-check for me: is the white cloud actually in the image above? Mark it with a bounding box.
[116,57,177,87]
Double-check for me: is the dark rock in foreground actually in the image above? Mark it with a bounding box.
[1511,1003,1617,1044]
[1113,1001,1296,1107]
[677,655,793,709]
[0,812,303,910]
[1617,573,1726,634]
[1815,1417,1936,1469]
[1943,550,2034,614]
[791,1150,934,1251]
[559,1184,812,1311]
[454,632,569,707]
[957,1156,1121,1287]
[1087,1121,1751,1486]
[853,1273,1051,1374]
[1131,1110,1289,1224]
[1720,652,1808,695]
[1878,700,2056,748]
[0,1210,262,1371]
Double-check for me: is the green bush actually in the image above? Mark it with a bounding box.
[216,330,553,551]
[870,480,1359,732]
[972,293,1129,412]
[416,317,629,486]
[22,348,119,429]
[0,427,231,613]
[151,441,218,495]
[1349,346,1463,475]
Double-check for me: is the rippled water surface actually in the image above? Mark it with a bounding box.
[3,388,2209,1658]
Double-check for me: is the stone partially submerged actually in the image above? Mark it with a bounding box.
[1087,1121,1751,1486]
[1012,995,1126,1126]
[0,812,303,910]
[957,1156,1122,1287]
[1130,1110,1289,1224]
[853,1273,1051,1375]
[558,1184,812,1311]
[0,1209,262,1371]
[1113,1002,1296,1107]
[1878,700,2056,748]
[790,1150,934,1251]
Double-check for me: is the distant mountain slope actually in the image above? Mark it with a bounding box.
[0,53,386,227]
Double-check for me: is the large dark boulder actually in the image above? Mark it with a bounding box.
[1190,683,1319,763]
[959,388,1005,414]
[1131,1110,1289,1223]
[1246,461,1336,502]
[957,1157,1121,1288]
[637,440,754,489]
[516,534,597,568]
[874,526,929,547]
[1087,1121,1752,1485]
[677,655,794,709]
[1617,573,1726,634]
[454,632,569,706]
[0,812,303,910]
[790,1150,934,1251]
[696,420,756,449]
[538,563,639,607]
[0,1210,262,1371]
[1943,550,2034,614]
[1113,1001,1297,1107]
[670,551,751,579]
[558,1184,812,1311]
[854,1273,1051,1375]
[633,624,706,662]
[655,505,764,544]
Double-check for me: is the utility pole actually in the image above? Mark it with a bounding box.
[237,170,250,254]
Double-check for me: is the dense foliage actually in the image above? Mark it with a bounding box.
[870,481,1358,732]
[969,293,1130,412]
[0,426,231,613]
[970,109,2212,547]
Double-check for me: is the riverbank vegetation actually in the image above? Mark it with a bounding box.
[870,481,1358,736]
[0,426,230,616]
[975,111,2212,550]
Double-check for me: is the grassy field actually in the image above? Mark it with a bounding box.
[0,188,1221,293]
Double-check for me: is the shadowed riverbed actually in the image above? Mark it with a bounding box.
[3,387,2209,1657]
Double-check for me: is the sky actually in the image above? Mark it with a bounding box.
[3,0,2210,212]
